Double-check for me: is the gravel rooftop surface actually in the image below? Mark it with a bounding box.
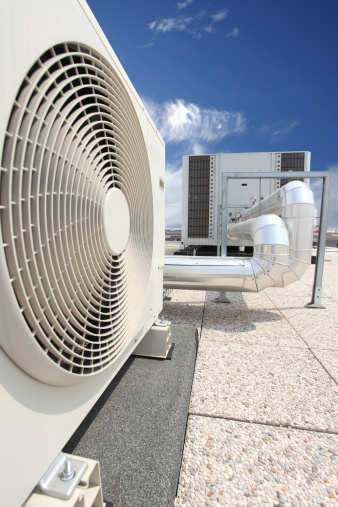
[162,245,338,507]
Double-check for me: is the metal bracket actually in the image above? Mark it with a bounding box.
[213,291,231,304]
[37,453,87,500]
[133,320,172,358]
[306,286,326,309]
[154,317,169,327]
[163,288,172,301]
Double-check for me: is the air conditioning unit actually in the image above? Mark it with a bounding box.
[181,151,310,249]
[0,1,165,505]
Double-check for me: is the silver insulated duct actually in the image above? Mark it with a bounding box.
[164,181,315,292]
[240,181,315,287]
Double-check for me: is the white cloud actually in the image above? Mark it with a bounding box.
[210,10,228,23]
[139,42,154,48]
[204,25,216,34]
[272,120,300,137]
[227,27,239,38]
[149,7,227,37]
[144,98,246,146]
[143,97,247,227]
[311,164,338,228]
[177,0,193,11]
[261,120,300,140]
[149,16,193,33]
[191,142,207,155]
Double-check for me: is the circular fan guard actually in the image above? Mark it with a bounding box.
[0,43,153,379]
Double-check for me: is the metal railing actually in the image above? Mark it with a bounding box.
[219,171,332,308]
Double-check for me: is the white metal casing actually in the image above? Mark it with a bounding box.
[25,453,105,506]
[0,1,165,505]
[181,151,310,248]
[133,321,172,359]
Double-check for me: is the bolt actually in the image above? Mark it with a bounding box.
[61,458,75,481]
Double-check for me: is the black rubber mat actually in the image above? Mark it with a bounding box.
[63,325,198,507]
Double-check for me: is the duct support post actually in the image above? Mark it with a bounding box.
[306,171,332,309]
[221,172,228,259]
[221,171,332,309]
[214,173,231,304]
[214,291,231,304]
[163,288,172,301]
[216,205,221,257]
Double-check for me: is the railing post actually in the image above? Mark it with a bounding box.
[214,173,231,303]
[221,173,228,258]
[306,172,332,308]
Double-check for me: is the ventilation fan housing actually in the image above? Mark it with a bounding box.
[0,1,165,505]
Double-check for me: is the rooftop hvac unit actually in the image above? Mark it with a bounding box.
[0,1,165,504]
[181,151,310,249]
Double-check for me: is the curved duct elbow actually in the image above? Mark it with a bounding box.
[164,215,290,292]
[241,181,315,287]
[228,215,290,291]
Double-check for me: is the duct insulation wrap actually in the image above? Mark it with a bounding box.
[240,181,315,287]
[164,215,290,292]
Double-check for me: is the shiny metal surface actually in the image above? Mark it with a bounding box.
[164,215,290,292]
[37,452,87,500]
[241,181,315,287]
[164,181,315,293]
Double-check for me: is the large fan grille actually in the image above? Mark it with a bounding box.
[0,43,153,377]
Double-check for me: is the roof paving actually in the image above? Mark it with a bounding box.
[164,246,338,506]
[65,245,338,506]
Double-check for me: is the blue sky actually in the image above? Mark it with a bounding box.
[87,0,338,227]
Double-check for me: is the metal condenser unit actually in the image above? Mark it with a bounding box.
[181,151,310,250]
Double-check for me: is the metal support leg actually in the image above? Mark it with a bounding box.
[214,175,231,304]
[133,319,173,358]
[214,291,231,303]
[306,286,325,309]
[306,173,331,309]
